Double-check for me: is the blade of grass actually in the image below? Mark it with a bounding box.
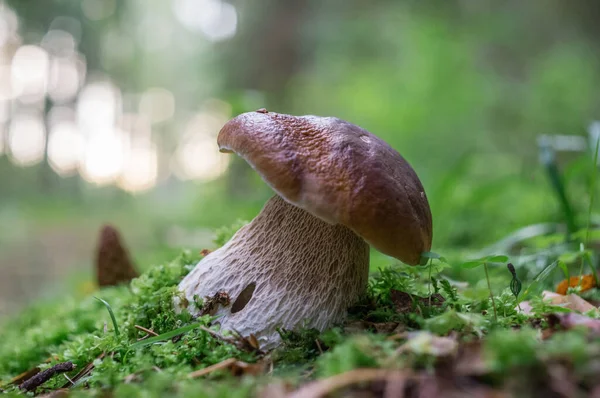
[130,322,206,349]
[585,133,599,284]
[486,255,509,263]
[557,260,570,281]
[483,263,497,322]
[539,139,578,236]
[585,251,599,287]
[94,297,120,338]
[586,132,600,246]
[522,260,559,298]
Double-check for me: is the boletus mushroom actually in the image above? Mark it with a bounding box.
[177,110,432,350]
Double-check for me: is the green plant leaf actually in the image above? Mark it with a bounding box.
[461,260,483,269]
[486,255,509,263]
[533,260,559,283]
[522,260,560,299]
[584,251,599,285]
[130,322,206,349]
[421,251,440,259]
[94,297,120,338]
[510,278,522,299]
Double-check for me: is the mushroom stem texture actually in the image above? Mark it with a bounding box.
[178,195,369,350]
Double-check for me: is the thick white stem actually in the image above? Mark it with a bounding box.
[177,195,369,350]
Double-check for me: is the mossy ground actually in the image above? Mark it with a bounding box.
[1,223,600,397]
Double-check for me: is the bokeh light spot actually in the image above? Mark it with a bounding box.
[8,111,46,166]
[47,121,83,176]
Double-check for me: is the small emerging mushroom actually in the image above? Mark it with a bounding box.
[96,225,138,287]
[177,110,432,350]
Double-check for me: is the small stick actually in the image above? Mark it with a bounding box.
[20,362,75,392]
[134,325,159,337]
[315,339,324,355]
[61,352,105,388]
[188,358,237,379]
[9,366,41,386]
[63,374,74,385]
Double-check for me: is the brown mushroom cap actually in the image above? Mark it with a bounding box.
[218,110,432,265]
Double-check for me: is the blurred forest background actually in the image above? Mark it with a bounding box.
[1,0,599,315]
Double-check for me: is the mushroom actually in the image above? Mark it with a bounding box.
[96,225,139,287]
[177,110,432,350]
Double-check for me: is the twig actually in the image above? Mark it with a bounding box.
[8,366,41,386]
[63,374,74,385]
[61,352,105,388]
[19,362,75,392]
[198,325,231,342]
[198,326,245,349]
[188,358,237,379]
[287,368,410,398]
[134,325,159,337]
[315,339,324,355]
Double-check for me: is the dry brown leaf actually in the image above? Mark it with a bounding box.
[547,312,600,333]
[286,369,410,398]
[344,320,400,335]
[518,290,597,315]
[397,331,458,357]
[556,274,596,295]
[591,384,600,398]
[188,358,238,379]
[200,291,231,317]
[259,382,291,398]
[188,358,267,379]
[453,340,488,376]
[248,334,260,351]
[391,290,445,314]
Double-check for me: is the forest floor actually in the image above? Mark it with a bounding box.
[1,221,600,398]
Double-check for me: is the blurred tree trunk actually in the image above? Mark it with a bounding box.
[221,0,311,199]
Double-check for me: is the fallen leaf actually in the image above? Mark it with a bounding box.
[188,358,238,379]
[556,274,596,295]
[188,358,267,379]
[286,369,410,398]
[248,334,260,351]
[547,312,600,333]
[518,291,597,315]
[343,321,400,334]
[200,291,231,316]
[590,384,600,398]
[453,340,488,376]
[259,382,291,398]
[229,360,268,377]
[397,331,458,357]
[390,290,445,314]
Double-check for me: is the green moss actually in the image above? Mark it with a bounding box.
[0,251,257,396]
[213,220,249,247]
[2,240,600,396]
